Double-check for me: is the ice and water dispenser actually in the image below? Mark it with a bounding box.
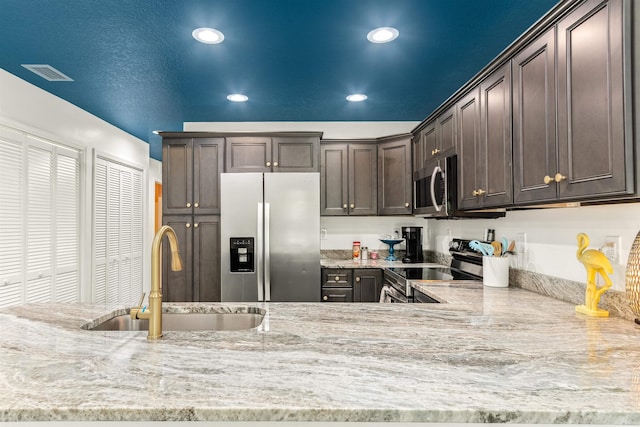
[229,237,255,273]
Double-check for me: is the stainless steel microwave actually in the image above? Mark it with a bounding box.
[413,154,505,219]
[414,155,455,218]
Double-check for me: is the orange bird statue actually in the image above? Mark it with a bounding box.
[575,232,613,317]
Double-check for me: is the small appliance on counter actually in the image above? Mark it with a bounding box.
[402,226,423,263]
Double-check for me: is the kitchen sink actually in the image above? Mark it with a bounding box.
[87,311,265,332]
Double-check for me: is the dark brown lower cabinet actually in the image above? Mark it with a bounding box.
[162,215,220,302]
[321,268,382,302]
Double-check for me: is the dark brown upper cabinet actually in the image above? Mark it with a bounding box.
[378,135,412,215]
[555,0,630,200]
[320,141,377,216]
[412,106,456,174]
[514,0,630,205]
[512,27,558,204]
[225,134,320,173]
[162,137,224,216]
[458,63,512,210]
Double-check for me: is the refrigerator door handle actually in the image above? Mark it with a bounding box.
[264,202,271,301]
[257,202,264,301]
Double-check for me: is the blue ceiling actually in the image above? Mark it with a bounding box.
[1,0,559,160]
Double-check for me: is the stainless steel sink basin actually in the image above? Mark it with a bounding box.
[88,311,265,332]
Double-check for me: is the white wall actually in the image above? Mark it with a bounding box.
[184,121,419,139]
[426,203,640,292]
[320,216,427,253]
[0,68,152,299]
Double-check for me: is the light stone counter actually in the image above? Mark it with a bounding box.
[1,285,640,424]
[321,259,444,269]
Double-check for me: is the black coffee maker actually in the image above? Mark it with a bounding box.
[402,226,423,263]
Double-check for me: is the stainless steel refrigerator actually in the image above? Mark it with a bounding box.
[220,173,320,302]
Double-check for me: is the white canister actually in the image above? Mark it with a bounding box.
[482,256,510,287]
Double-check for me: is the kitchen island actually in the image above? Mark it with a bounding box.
[1,283,640,425]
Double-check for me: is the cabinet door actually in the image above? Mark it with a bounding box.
[456,88,482,210]
[320,144,348,216]
[438,106,456,155]
[557,0,629,199]
[378,137,412,215]
[422,121,438,161]
[162,216,194,302]
[411,133,423,176]
[193,138,224,215]
[193,215,220,301]
[353,269,382,302]
[272,136,319,172]
[349,144,378,215]
[479,63,513,208]
[512,28,558,204]
[225,137,271,173]
[162,138,193,215]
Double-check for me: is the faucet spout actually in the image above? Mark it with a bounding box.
[131,225,183,340]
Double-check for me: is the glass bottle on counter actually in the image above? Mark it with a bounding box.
[352,241,361,260]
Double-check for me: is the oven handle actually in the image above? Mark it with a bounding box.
[430,165,443,212]
[379,285,409,303]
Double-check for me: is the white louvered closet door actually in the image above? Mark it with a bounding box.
[93,158,108,304]
[0,129,24,306]
[93,156,144,305]
[25,139,53,303]
[54,147,80,302]
[0,128,80,307]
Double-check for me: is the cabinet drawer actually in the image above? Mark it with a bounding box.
[322,268,352,287]
[321,287,353,302]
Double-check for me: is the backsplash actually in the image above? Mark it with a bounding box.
[508,268,635,322]
[424,249,636,322]
[326,246,635,322]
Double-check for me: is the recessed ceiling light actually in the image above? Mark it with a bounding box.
[227,94,248,102]
[192,27,225,44]
[367,27,399,43]
[346,94,367,102]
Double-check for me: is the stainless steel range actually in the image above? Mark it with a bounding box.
[381,238,484,303]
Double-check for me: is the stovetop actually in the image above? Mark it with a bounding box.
[386,266,479,282]
[386,238,485,284]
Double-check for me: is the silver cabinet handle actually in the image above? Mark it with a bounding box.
[334,276,340,281]
[350,204,355,209]
[186,223,191,228]
[355,277,361,283]
[194,223,199,228]
[274,161,278,167]
[266,161,271,167]
[323,295,328,301]
[194,202,199,208]
[186,202,192,208]
[405,202,410,208]
[343,204,347,209]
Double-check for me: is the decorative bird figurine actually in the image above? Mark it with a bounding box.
[575,232,613,317]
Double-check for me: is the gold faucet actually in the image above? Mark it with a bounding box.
[130,225,183,340]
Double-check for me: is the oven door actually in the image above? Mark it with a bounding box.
[380,284,409,303]
[412,287,439,303]
[413,157,448,217]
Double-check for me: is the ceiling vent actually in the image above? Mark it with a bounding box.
[21,64,74,82]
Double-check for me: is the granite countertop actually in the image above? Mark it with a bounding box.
[321,259,444,269]
[1,285,640,424]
